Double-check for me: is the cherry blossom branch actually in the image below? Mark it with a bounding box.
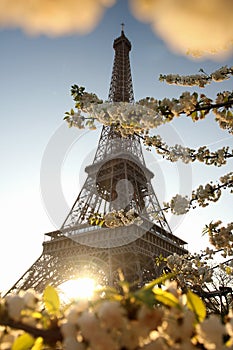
[137,92,233,133]
[159,66,233,88]
[164,232,233,295]
[203,221,233,258]
[0,317,62,344]
[64,86,233,135]
[163,172,233,215]
[141,133,233,166]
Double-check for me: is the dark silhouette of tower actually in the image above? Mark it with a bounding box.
[6,29,187,294]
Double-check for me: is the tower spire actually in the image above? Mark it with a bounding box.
[108,27,134,103]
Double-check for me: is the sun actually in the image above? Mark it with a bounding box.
[59,277,96,301]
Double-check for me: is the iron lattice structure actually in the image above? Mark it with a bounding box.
[108,27,134,103]
[7,30,188,295]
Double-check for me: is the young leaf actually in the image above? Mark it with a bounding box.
[43,285,60,315]
[94,285,123,301]
[186,289,206,322]
[32,337,43,350]
[200,109,208,119]
[99,220,105,227]
[225,266,232,275]
[191,111,198,121]
[31,311,42,319]
[141,273,175,291]
[12,333,34,350]
[134,288,156,307]
[134,274,175,307]
[153,288,180,308]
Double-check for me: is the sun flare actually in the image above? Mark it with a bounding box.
[59,277,96,301]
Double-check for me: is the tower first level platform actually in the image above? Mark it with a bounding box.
[8,220,188,294]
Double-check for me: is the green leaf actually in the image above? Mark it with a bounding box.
[12,333,34,350]
[155,254,167,266]
[225,337,233,347]
[89,217,96,225]
[134,274,175,307]
[200,109,208,119]
[99,220,105,227]
[94,285,123,301]
[32,337,43,350]
[191,111,198,121]
[43,285,60,315]
[141,273,175,291]
[75,102,81,109]
[153,288,180,308]
[31,311,42,319]
[186,290,206,322]
[134,287,156,307]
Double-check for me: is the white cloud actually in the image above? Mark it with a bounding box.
[0,0,115,36]
[129,0,233,59]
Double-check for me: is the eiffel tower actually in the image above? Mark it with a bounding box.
[6,28,187,294]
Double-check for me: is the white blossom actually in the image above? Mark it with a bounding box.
[5,295,25,321]
[196,314,226,349]
[97,300,127,330]
[169,194,190,215]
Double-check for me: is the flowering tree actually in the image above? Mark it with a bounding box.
[1,277,233,350]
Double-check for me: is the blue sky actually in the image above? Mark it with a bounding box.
[0,0,232,293]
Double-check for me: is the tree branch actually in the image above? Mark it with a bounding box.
[0,318,62,344]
